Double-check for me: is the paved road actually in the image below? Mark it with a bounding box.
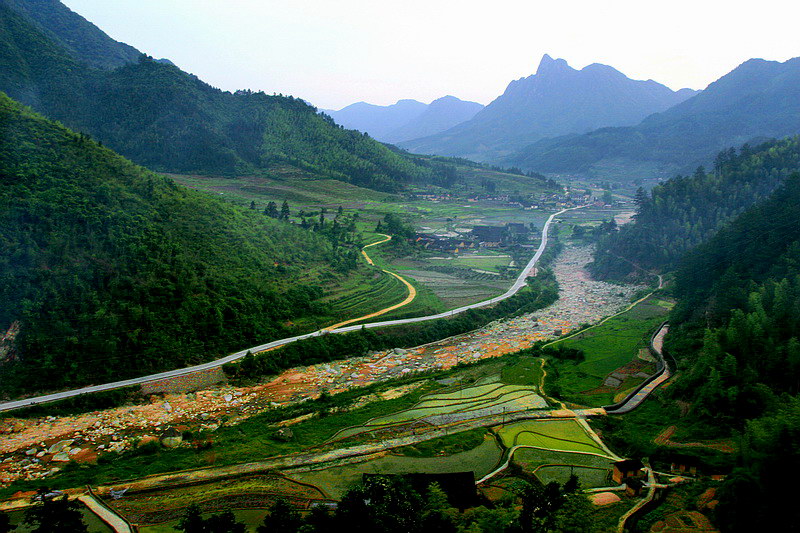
[0,206,585,413]
[604,323,670,415]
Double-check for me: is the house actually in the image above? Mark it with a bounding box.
[471,225,505,247]
[669,455,701,476]
[612,459,645,484]
[624,478,645,497]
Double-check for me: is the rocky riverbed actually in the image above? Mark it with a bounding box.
[0,245,643,488]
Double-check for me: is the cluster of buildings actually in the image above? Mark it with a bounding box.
[414,222,536,253]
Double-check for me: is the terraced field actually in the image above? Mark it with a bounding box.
[513,447,615,488]
[498,420,612,456]
[334,382,548,440]
[288,434,504,499]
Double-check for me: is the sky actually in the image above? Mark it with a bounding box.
[62,0,800,110]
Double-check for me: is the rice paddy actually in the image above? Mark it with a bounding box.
[512,447,615,488]
[288,434,504,499]
[498,419,612,456]
[333,382,548,440]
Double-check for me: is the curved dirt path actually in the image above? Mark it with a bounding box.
[325,235,417,330]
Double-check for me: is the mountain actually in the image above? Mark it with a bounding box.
[398,54,697,162]
[0,0,141,69]
[383,95,484,144]
[589,137,800,281]
[0,1,451,192]
[508,57,800,179]
[0,92,356,395]
[326,99,428,141]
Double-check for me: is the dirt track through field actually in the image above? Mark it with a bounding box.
[325,234,418,330]
[654,425,736,453]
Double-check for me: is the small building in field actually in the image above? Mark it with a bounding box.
[612,459,645,484]
[624,478,645,497]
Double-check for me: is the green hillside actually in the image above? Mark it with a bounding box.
[664,175,800,532]
[0,93,356,395]
[0,0,140,69]
[0,1,447,191]
[589,137,800,280]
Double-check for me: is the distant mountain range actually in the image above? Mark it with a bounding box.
[326,96,484,144]
[506,57,800,179]
[0,0,453,191]
[398,55,698,162]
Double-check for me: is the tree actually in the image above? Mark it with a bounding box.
[177,505,245,533]
[265,201,279,218]
[280,200,290,220]
[249,200,257,210]
[0,513,14,533]
[23,489,87,533]
[258,499,302,533]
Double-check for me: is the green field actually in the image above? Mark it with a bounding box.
[545,296,672,406]
[513,447,615,488]
[498,420,612,456]
[288,433,503,499]
[335,382,548,440]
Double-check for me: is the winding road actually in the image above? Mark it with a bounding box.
[0,206,584,413]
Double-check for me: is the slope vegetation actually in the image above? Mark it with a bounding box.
[0,2,446,191]
[590,137,800,280]
[0,93,350,394]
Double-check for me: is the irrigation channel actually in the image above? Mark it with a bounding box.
[0,206,587,412]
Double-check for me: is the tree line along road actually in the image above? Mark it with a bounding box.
[0,206,586,413]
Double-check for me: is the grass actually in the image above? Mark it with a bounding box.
[535,464,611,488]
[501,356,544,387]
[396,428,490,458]
[545,296,672,406]
[498,420,611,456]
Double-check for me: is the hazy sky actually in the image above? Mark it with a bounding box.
[62,0,800,110]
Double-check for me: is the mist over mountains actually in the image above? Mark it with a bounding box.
[507,57,800,179]
[398,54,698,162]
[325,95,484,144]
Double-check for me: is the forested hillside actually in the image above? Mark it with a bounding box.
[0,1,446,191]
[0,93,350,395]
[664,175,800,532]
[0,0,140,69]
[589,137,800,280]
[508,57,800,179]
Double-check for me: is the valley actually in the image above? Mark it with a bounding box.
[1,1,799,531]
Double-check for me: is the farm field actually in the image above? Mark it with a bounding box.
[498,419,613,456]
[288,433,504,499]
[334,381,548,440]
[513,447,615,488]
[546,296,672,406]
[112,474,329,529]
